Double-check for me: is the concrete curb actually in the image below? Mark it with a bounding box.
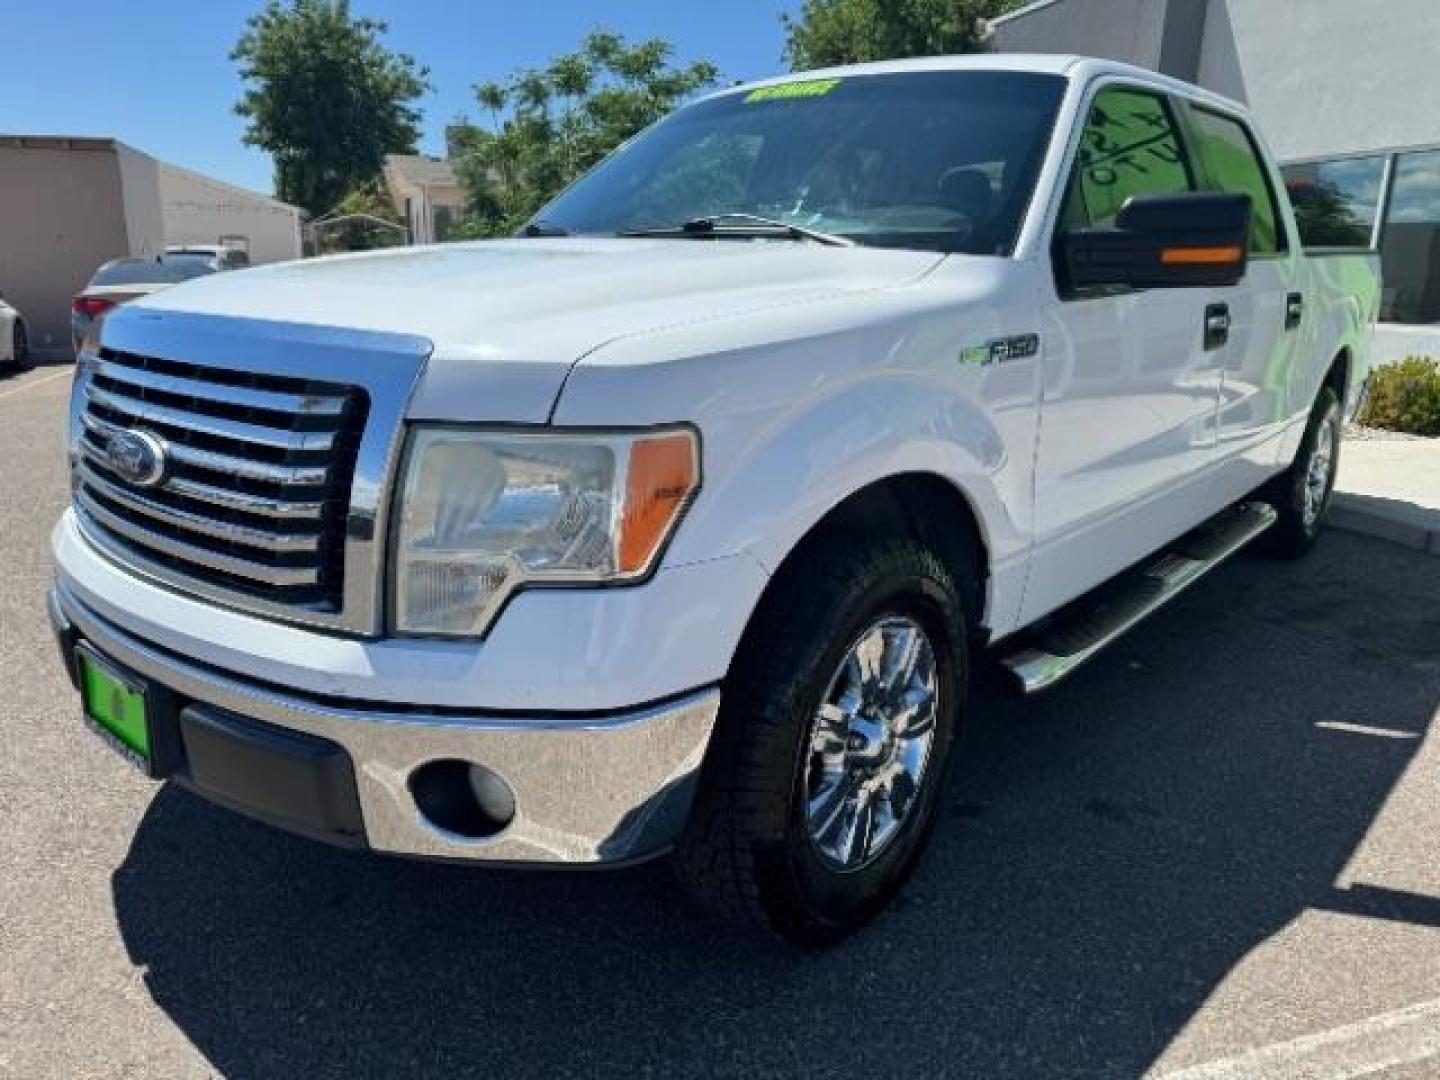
[1330,492,1440,556]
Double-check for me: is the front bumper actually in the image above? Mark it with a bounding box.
[50,582,720,865]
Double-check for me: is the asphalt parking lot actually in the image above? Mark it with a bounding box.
[2,359,1438,1079]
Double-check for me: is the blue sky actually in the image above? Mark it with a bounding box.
[1,0,798,198]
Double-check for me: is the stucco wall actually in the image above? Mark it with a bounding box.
[158,163,302,264]
[116,143,164,257]
[0,140,130,351]
[995,0,1440,163]
[1199,0,1440,161]
[991,0,1208,81]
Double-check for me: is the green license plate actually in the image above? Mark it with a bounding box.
[78,648,150,765]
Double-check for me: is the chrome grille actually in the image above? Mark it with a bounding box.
[74,349,369,612]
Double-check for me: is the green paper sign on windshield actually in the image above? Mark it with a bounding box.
[745,79,841,104]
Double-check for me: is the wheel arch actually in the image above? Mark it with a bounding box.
[1325,345,1352,399]
[739,472,993,656]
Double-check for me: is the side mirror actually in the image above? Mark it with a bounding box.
[1058,192,1252,290]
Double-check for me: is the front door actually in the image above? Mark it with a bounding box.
[1022,83,1226,625]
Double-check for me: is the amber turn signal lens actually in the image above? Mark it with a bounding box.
[619,432,699,574]
[1160,245,1244,265]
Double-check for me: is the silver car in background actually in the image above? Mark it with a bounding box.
[71,252,235,354]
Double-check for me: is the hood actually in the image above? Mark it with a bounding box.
[135,238,943,421]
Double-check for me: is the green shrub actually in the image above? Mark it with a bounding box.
[1358,357,1440,436]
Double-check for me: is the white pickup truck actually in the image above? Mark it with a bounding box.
[50,55,1379,945]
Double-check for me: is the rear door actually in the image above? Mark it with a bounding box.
[1023,82,1226,624]
[1180,101,1302,499]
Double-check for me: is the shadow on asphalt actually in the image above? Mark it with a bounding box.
[0,356,74,383]
[111,533,1440,1078]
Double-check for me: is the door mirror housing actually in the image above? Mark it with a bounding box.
[1057,192,1252,291]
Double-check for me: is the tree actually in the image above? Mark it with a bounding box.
[1287,179,1369,248]
[450,31,719,238]
[782,0,1031,70]
[233,0,430,215]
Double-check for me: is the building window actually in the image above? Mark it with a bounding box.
[1380,149,1440,324]
[1280,156,1385,249]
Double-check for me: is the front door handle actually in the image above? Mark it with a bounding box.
[1285,292,1304,330]
[1204,302,1231,351]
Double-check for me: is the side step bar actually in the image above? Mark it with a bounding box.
[997,501,1278,695]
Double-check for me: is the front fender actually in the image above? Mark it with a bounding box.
[692,370,1018,578]
[554,279,1043,640]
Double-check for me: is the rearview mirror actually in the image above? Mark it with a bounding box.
[1057,192,1252,291]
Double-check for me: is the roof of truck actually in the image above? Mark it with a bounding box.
[705,54,1249,116]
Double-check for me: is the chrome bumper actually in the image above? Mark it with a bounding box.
[51,581,720,865]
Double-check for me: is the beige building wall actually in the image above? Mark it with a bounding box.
[0,137,155,352]
[116,144,164,258]
[158,162,302,264]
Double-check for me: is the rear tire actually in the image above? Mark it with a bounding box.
[1263,384,1341,558]
[673,531,967,948]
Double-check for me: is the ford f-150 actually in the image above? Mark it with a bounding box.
[49,55,1381,945]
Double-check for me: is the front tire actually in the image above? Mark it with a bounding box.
[673,532,966,947]
[1264,384,1341,558]
[11,321,32,371]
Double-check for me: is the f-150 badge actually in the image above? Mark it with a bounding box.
[960,334,1040,367]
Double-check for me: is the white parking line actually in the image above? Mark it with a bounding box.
[1316,721,1422,740]
[0,367,72,403]
[1154,998,1440,1080]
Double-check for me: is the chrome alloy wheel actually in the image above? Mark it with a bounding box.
[804,615,940,871]
[1302,409,1339,528]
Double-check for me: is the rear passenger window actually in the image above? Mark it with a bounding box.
[1060,86,1196,231]
[1187,106,1286,255]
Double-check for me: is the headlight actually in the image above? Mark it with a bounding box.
[393,426,700,637]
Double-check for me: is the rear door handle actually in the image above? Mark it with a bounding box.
[1204,303,1231,351]
[1285,292,1304,330]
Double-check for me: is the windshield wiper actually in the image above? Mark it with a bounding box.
[620,213,854,248]
[518,219,571,238]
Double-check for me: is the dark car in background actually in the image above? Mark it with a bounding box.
[71,252,237,354]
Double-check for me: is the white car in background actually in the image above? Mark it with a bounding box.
[0,292,32,371]
[164,244,251,269]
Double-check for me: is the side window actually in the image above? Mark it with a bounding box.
[1061,86,1196,230]
[1187,106,1286,255]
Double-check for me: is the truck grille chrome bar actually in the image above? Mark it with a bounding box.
[74,348,367,613]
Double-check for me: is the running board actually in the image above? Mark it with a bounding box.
[997,502,1279,695]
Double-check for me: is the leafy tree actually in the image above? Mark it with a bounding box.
[450,32,719,238]
[1287,179,1370,248]
[233,0,430,215]
[783,0,1031,70]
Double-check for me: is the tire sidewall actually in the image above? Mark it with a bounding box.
[1288,388,1342,542]
[758,550,965,941]
[12,322,31,370]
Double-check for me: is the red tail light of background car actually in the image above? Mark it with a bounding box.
[72,296,116,319]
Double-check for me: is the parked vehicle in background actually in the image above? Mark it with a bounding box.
[50,56,1380,947]
[71,252,236,354]
[0,292,32,371]
[164,244,251,269]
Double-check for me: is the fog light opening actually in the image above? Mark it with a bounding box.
[409,759,516,839]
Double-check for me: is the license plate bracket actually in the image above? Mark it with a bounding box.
[76,642,181,778]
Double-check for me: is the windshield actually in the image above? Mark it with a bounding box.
[533,71,1066,256]
[91,255,221,287]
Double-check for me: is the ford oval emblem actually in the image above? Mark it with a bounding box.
[106,429,168,488]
